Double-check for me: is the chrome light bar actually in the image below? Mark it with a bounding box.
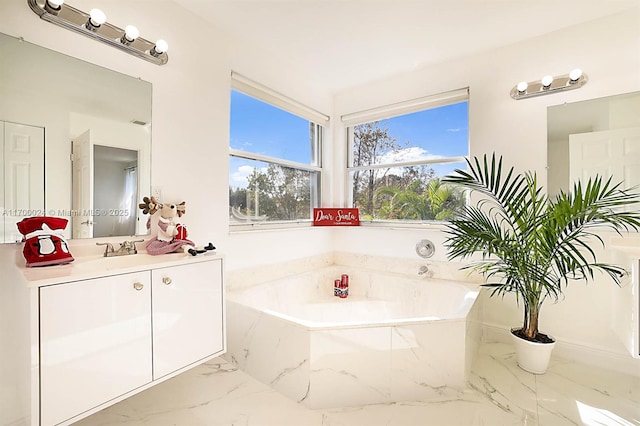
[27,0,168,65]
[510,70,587,100]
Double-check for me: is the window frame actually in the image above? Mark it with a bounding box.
[229,73,328,231]
[343,88,469,227]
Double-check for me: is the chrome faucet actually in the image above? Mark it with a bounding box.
[97,240,143,257]
[96,242,115,256]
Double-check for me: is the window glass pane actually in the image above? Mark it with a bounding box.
[349,162,467,221]
[352,101,468,167]
[229,157,314,222]
[348,96,468,223]
[230,90,313,163]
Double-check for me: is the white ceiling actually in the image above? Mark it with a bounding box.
[174,0,639,93]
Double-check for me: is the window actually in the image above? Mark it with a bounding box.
[229,73,327,227]
[344,89,469,223]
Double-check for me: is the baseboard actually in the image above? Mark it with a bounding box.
[482,323,640,378]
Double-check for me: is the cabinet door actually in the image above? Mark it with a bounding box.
[152,259,224,379]
[40,272,152,426]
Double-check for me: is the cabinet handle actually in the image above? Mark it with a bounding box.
[133,282,144,291]
[162,277,172,285]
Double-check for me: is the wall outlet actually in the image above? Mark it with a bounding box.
[151,186,162,202]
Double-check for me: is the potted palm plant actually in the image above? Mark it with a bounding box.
[442,153,640,374]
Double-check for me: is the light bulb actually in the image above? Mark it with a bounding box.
[124,25,139,42]
[89,8,106,26]
[151,39,169,57]
[569,68,583,82]
[516,81,528,93]
[44,0,64,14]
[541,75,554,88]
[154,39,168,54]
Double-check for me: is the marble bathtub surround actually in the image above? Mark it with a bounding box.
[226,265,482,408]
[226,252,334,291]
[225,251,483,293]
[331,252,484,285]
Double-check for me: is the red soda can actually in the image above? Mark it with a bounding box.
[340,274,349,298]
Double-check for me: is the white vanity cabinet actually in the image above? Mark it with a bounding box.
[152,260,224,379]
[39,271,153,426]
[11,254,226,426]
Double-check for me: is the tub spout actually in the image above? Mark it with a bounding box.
[418,265,429,275]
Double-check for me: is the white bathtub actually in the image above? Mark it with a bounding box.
[226,265,481,409]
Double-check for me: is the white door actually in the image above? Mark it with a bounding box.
[152,259,225,379]
[72,130,94,238]
[39,272,153,426]
[569,127,640,203]
[3,122,45,243]
[611,252,640,359]
[572,128,640,358]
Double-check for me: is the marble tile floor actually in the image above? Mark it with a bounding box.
[76,341,640,426]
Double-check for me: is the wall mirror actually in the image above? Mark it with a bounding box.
[0,32,151,242]
[547,91,640,199]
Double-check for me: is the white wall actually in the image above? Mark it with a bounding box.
[333,9,640,363]
[610,95,640,128]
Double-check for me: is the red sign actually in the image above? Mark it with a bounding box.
[313,208,360,226]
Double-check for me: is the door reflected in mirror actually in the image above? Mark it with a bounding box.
[70,113,150,239]
[547,91,640,199]
[0,32,151,242]
[0,121,45,243]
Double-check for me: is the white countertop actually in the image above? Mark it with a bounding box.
[18,250,223,287]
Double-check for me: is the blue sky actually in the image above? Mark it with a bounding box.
[379,102,469,158]
[229,90,468,188]
[230,90,311,162]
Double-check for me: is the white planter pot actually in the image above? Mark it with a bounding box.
[510,329,556,374]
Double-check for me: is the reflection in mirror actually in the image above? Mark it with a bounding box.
[0,121,45,243]
[94,146,138,238]
[0,32,151,241]
[547,91,640,199]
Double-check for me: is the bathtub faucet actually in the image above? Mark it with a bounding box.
[418,265,429,275]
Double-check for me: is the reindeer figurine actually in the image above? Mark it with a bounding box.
[138,196,215,256]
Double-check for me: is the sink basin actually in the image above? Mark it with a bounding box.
[71,251,193,273]
[74,254,151,272]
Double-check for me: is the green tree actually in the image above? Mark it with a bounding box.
[351,122,461,221]
[243,164,311,220]
[352,122,402,215]
[229,187,247,211]
[374,177,464,220]
[426,178,464,220]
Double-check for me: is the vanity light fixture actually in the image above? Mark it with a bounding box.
[150,39,169,57]
[85,8,106,31]
[121,25,139,45]
[516,81,528,94]
[27,0,169,65]
[44,0,63,15]
[510,69,587,100]
[569,68,583,83]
